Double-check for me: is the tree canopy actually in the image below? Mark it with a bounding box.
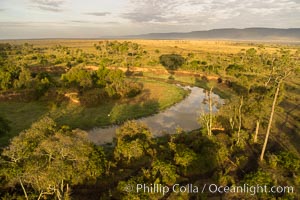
[159,54,185,70]
[0,117,106,199]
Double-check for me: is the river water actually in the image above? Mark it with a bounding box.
[88,85,222,144]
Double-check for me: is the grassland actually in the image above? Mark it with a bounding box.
[0,39,299,200]
[0,39,298,147]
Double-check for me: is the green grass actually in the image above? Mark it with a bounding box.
[0,102,49,146]
[142,71,233,99]
[0,78,188,146]
[54,79,188,129]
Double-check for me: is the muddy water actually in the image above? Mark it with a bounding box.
[88,85,223,144]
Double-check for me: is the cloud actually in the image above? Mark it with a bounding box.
[0,21,67,27]
[31,0,65,12]
[69,20,88,23]
[122,0,178,23]
[84,12,110,16]
[122,0,240,24]
[0,9,5,12]
[104,21,120,24]
[122,0,300,27]
[35,5,61,12]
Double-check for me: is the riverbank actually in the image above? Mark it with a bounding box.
[0,78,188,147]
[88,85,223,144]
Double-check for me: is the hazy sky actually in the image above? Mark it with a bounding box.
[0,0,300,39]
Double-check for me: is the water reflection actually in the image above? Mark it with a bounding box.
[88,86,222,144]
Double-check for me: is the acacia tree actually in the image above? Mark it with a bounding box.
[0,117,106,199]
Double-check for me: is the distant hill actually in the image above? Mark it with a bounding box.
[121,28,300,41]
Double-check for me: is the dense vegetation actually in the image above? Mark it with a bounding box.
[0,40,299,199]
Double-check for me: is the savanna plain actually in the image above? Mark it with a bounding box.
[0,39,299,199]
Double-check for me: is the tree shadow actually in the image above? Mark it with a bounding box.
[275,111,300,154]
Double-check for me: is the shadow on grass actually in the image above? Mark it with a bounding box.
[97,88,160,126]
[107,100,160,125]
[0,102,49,147]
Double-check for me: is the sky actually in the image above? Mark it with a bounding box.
[0,0,300,39]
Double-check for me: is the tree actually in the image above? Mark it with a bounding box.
[260,53,298,161]
[150,160,178,185]
[0,117,106,199]
[95,66,110,88]
[13,67,32,89]
[198,86,219,137]
[0,71,11,90]
[61,66,93,88]
[242,85,271,143]
[242,169,274,199]
[260,77,285,161]
[168,141,197,173]
[114,121,152,163]
[236,96,243,144]
[159,54,185,71]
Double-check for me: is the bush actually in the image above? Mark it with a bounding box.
[61,66,93,88]
[125,82,142,98]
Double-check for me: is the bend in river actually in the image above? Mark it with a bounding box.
[88,85,223,144]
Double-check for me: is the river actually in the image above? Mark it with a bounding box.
[88,85,223,144]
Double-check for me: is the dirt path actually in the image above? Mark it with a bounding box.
[64,92,80,104]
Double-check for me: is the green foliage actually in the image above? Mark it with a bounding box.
[0,71,11,90]
[60,66,142,102]
[159,54,185,70]
[246,48,257,56]
[151,160,178,185]
[95,66,110,88]
[226,64,244,76]
[61,66,93,88]
[117,176,155,200]
[242,169,274,199]
[106,69,124,84]
[169,142,197,172]
[277,151,300,173]
[0,65,25,90]
[0,117,106,199]
[114,121,152,163]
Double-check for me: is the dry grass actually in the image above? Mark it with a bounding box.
[2,39,298,55]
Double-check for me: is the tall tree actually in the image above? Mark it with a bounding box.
[260,52,298,161]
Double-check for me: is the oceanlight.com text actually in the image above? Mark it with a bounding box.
[123,183,294,196]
